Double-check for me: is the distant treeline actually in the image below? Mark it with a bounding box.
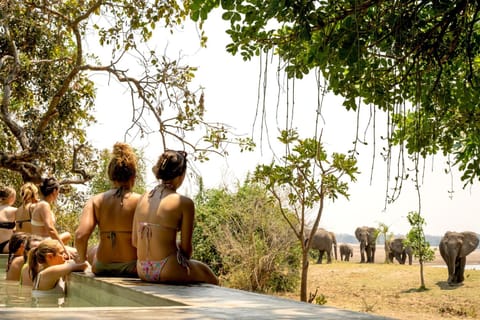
[335,233,443,246]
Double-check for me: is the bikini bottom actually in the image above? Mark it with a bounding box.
[93,260,137,277]
[137,257,170,282]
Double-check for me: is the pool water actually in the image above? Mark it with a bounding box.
[0,255,181,308]
[0,272,110,308]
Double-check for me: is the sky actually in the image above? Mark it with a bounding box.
[87,14,480,237]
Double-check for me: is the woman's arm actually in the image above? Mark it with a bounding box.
[39,203,68,254]
[179,196,195,259]
[37,261,88,290]
[74,198,97,262]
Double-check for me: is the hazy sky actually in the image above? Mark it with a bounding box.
[88,14,480,237]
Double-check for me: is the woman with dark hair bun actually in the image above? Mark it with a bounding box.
[133,150,218,285]
[0,185,17,253]
[31,177,72,256]
[75,142,141,277]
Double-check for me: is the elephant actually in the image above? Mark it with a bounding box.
[355,226,378,263]
[339,243,353,261]
[308,228,337,264]
[388,237,413,265]
[439,231,479,285]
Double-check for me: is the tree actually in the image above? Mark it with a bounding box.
[190,0,480,186]
[405,211,435,290]
[0,1,253,184]
[377,222,393,264]
[251,129,358,302]
[194,181,300,293]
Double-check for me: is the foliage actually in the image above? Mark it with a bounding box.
[405,211,435,289]
[0,0,254,185]
[377,222,393,264]
[189,0,480,185]
[194,182,300,293]
[250,129,358,301]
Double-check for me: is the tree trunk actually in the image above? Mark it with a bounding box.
[419,261,426,289]
[300,250,309,302]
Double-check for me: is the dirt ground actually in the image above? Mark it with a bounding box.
[275,245,480,320]
[343,244,480,265]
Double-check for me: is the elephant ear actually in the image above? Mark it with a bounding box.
[355,227,362,240]
[460,232,480,257]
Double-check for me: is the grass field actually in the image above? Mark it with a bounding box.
[275,245,480,320]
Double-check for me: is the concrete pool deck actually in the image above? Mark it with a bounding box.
[1,270,393,319]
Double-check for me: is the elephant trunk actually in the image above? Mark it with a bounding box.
[446,244,459,284]
[333,243,338,260]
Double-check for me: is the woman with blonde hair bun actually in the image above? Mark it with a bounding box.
[15,182,40,233]
[75,142,141,277]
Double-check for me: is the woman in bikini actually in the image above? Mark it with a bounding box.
[75,142,141,277]
[30,177,72,256]
[15,182,40,234]
[5,232,29,280]
[0,186,17,253]
[29,239,88,294]
[132,150,218,285]
[20,234,43,286]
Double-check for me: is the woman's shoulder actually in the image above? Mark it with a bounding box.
[34,200,50,210]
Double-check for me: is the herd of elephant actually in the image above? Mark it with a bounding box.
[308,226,480,285]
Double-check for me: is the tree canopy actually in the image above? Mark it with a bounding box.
[0,0,253,184]
[190,0,480,186]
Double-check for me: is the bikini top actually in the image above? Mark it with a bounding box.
[16,205,34,228]
[100,230,132,248]
[0,221,15,229]
[31,207,55,227]
[32,272,65,295]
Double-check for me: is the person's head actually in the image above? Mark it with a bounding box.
[20,182,39,205]
[0,185,16,205]
[107,142,137,188]
[23,234,43,262]
[39,177,60,199]
[6,232,29,272]
[28,239,66,281]
[152,150,188,184]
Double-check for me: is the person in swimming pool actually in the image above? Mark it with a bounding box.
[15,182,40,234]
[75,142,141,277]
[30,177,72,254]
[5,232,29,281]
[0,185,17,253]
[29,239,88,293]
[132,150,218,285]
[20,234,43,286]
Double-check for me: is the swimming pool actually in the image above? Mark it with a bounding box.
[0,255,182,308]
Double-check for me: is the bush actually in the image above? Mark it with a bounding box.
[194,182,300,293]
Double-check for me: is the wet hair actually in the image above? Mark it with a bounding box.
[28,239,61,283]
[107,142,137,184]
[152,150,187,181]
[39,177,60,197]
[0,185,16,203]
[23,234,43,262]
[6,232,29,272]
[20,182,39,205]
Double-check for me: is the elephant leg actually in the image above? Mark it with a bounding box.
[317,250,323,264]
[327,251,332,264]
[455,257,467,283]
